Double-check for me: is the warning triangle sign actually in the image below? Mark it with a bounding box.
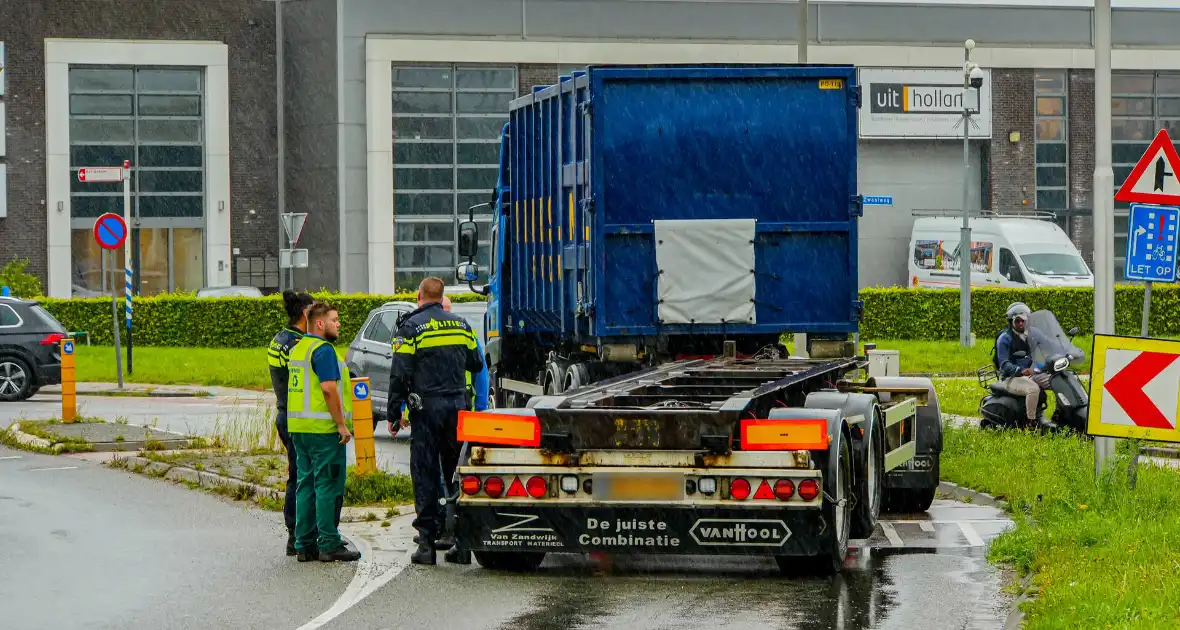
[506,476,527,498]
[753,479,776,500]
[1115,129,1180,205]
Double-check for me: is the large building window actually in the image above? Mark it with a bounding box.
[1034,70,1068,212]
[68,67,205,297]
[1111,71,1180,277]
[391,65,514,290]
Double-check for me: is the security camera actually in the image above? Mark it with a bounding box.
[969,66,985,89]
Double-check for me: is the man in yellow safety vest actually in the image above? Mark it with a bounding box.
[287,302,360,563]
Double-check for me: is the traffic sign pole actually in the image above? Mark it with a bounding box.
[1142,282,1152,337]
[122,160,133,376]
[1094,0,1116,476]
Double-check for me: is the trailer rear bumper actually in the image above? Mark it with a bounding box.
[458,504,832,556]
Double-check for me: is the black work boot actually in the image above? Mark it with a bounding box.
[286,532,297,556]
[296,546,318,562]
[1034,415,1060,434]
[319,543,362,563]
[445,545,471,565]
[411,537,436,566]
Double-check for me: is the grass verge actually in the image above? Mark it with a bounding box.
[864,337,1097,376]
[343,467,415,507]
[72,344,349,390]
[14,419,99,453]
[942,423,1180,628]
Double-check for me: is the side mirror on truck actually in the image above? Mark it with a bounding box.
[456,262,479,283]
[458,220,479,259]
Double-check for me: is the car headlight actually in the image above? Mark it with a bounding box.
[1053,357,1069,371]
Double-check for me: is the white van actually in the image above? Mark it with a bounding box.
[908,217,1094,289]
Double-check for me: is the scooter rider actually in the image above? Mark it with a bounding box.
[995,302,1057,431]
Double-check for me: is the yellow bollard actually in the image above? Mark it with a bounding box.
[351,377,377,475]
[60,337,77,423]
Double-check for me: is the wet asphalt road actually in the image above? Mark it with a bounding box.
[322,501,1012,630]
[2,393,1015,629]
[0,444,352,630]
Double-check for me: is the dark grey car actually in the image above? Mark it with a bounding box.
[0,297,69,402]
[344,300,488,424]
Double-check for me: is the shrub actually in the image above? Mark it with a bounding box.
[33,285,1174,346]
[0,258,43,298]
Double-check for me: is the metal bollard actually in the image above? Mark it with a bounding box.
[61,337,77,423]
[351,377,377,475]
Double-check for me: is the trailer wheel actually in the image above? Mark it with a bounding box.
[850,413,885,540]
[776,424,852,577]
[473,551,546,572]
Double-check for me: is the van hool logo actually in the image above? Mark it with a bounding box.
[689,519,791,547]
[870,83,977,115]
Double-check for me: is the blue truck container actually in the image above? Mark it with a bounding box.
[490,64,861,345]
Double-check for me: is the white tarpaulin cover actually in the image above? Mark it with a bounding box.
[654,218,756,325]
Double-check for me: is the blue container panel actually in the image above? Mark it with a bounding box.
[506,65,859,340]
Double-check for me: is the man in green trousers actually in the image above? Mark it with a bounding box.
[286,302,361,563]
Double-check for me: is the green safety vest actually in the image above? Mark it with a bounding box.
[287,336,354,433]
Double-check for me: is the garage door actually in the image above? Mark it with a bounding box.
[857,140,984,288]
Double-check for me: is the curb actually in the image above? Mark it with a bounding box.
[113,454,283,502]
[5,423,66,454]
[4,423,196,454]
[1142,446,1180,460]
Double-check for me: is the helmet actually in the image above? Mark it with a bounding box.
[1006,302,1031,324]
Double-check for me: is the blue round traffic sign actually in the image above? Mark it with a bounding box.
[94,213,128,251]
[63,341,75,355]
[353,382,370,401]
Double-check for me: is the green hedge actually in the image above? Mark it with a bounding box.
[35,286,1178,347]
[859,285,1180,340]
[40,292,487,348]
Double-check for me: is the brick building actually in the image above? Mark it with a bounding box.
[3,1,1180,296]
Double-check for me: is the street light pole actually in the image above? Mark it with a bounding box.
[1094,0,1116,474]
[276,0,288,291]
[798,0,808,63]
[958,39,977,348]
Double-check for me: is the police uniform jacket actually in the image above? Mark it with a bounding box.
[387,302,485,418]
[268,326,304,413]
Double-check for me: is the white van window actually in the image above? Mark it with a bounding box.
[1000,249,1027,283]
[1019,252,1090,276]
[914,240,994,273]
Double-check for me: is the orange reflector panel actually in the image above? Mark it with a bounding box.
[740,418,830,451]
[752,479,776,500]
[506,476,528,498]
[457,411,541,447]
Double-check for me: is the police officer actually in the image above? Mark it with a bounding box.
[388,277,484,566]
[267,290,314,556]
[287,302,361,563]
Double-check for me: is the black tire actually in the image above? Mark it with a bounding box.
[850,413,885,540]
[473,551,546,572]
[776,427,852,577]
[0,356,35,402]
[883,487,936,514]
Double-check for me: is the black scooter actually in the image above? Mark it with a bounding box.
[977,327,1090,434]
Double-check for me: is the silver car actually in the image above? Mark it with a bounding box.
[345,300,488,424]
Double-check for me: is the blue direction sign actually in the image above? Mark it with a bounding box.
[1125,203,1179,283]
[93,213,128,251]
[353,381,370,401]
[863,196,893,206]
[63,340,75,355]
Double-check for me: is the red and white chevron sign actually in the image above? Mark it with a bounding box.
[1090,335,1180,442]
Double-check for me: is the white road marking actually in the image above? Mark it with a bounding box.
[27,466,78,472]
[880,521,904,546]
[919,521,935,532]
[294,516,415,630]
[0,455,23,460]
[958,522,986,547]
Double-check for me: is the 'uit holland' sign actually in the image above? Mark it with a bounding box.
[859,68,992,140]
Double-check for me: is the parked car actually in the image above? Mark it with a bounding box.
[344,299,489,424]
[196,285,263,298]
[0,297,69,402]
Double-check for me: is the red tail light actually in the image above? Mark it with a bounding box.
[526,476,547,499]
[774,479,795,500]
[461,476,481,496]
[798,479,820,502]
[729,478,751,500]
[41,334,66,346]
[484,476,505,498]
